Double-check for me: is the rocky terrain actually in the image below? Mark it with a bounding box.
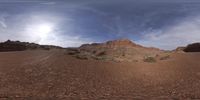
[0,39,200,99]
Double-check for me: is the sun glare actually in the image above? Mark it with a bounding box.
[30,23,53,38]
[38,24,52,34]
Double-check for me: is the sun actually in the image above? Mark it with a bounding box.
[27,23,54,39]
[36,24,52,38]
[38,24,52,34]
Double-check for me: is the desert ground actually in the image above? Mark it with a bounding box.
[0,49,200,99]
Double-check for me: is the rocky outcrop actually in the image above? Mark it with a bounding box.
[80,39,142,49]
[105,39,140,47]
[174,47,186,53]
[74,39,162,62]
[184,43,200,52]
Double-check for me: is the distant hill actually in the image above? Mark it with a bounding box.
[0,40,63,52]
[68,39,162,62]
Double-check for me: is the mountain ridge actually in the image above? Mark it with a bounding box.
[0,40,63,52]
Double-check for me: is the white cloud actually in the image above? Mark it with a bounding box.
[137,15,200,50]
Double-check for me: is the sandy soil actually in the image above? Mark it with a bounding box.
[0,50,200,99]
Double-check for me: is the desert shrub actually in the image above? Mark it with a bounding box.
[92,50,97,54]
[143,56,156,63]
[96,51,106,56]
[42,47,50,50]
[67,49,80,55]
[163,50,172,53]
[75,55,88,60]
[93,56,107,60]
[68,51,79,55]
[122,53,125,56]
[160,55,170,60]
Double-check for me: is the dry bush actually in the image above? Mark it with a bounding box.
[75,54,88,60]
[67,49,80,55]
[96,51,106,56]
[160,55,170,60]
[143,56,156,63]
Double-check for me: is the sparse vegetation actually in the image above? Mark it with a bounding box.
[67,50,80,55]
[160,55,170,60]
[66,48,80,55]
[96,51,106,56]
[92,50,97,54]
[68,52,77,55]
[163,50,172,53]
[93,56,107,60]
[75,54,88,60]
[143,56,156,63]
[41,46,50,50]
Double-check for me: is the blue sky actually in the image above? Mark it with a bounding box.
[0,0,200,49]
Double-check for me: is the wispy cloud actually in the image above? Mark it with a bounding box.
[0,0,44,3]
[137,15,200,50]
[0,14,8,28]
[40,2,56,5]
[0,21,7,28]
